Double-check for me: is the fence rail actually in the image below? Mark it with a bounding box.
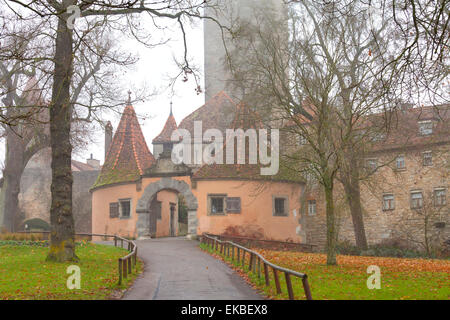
[18,231,137,285]
[201,233,312,300]
[209,234,316,252]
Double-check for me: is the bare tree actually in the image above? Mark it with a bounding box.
[394,190,448,257]
[2,0,225,262]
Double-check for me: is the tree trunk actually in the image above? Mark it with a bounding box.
[324,182,337,265]
[343,177,368,250]
[0,130,25,232]
[46,10,78,262]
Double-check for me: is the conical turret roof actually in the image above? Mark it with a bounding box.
[93,103,155,188]
[153,109,178,144]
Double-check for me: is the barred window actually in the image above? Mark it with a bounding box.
[119,199,131,218]
[208,195,226,215]
[273,197,288,216]
[109,202,119,218]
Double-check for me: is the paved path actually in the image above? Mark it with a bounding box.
[122,237,262,300]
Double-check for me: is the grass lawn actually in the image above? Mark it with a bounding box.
[200,243,450,300]
[0,242,142,300]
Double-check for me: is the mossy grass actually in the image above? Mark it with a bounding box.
[200,242,450,300]
[0,243,142,300]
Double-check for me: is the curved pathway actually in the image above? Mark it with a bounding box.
[122,237,262,300]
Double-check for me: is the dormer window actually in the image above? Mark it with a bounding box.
[418,120,433,136]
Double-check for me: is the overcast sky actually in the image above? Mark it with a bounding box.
[75,18,206,165]
[1,16,206,168]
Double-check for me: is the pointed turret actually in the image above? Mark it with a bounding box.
[152,103,178,159]
[93,98,155,188]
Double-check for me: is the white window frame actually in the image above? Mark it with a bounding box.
[382,194,395,211]
[434,188,446,207]
[418,120,433,136]
[396,155,406,170]
[308,200,316,216]
[410,191,423,209]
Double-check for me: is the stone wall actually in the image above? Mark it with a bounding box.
[303,144,449,252]
[17,149,99,233]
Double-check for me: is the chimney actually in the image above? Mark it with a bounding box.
[86,154,101,170]
[105,121,113,159]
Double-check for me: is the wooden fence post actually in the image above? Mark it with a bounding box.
[302,276,313,300]
[285,273,294,300]
[264,263,270,286]
[118,259,122,285]
[123,258,127,278]
[273,268,281,294]
[128,257,132,274]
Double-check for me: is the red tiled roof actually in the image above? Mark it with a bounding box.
[71,160,99,172]
[178,91,238,135]
[93,104,155,188]
[370,105,450,152]
[153,113,178,144]
[193,103,303,183]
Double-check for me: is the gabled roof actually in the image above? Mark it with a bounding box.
[193,103,303,183]
[370,104,450,152]
[178,91,238,135]
[71,160,99,172]
[93,104,155,188]
[153,113,178,144]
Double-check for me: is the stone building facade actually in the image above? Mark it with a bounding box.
[297,106,449,251]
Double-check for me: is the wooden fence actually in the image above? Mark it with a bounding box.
[201,233,312,300]
[18,231,138,285]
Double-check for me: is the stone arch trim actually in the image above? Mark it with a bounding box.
[136,178,198,239]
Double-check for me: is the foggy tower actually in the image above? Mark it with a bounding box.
[203,0,286,102]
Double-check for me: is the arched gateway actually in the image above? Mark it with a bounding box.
[136,178,198,240]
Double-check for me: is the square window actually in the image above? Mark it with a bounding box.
[273,197,288,216]
[419,121,433,136]
[410,191,423,209]
[109,202,119,218]
[423,152,433,166]
[383,194,395,211]
[226,197,241,213]
[308,200,316,216]
[119,199,131,218]
[434,189,446,206]
[209,196,225,215]
[396,156,405,169]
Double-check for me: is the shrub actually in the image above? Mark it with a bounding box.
[335,239,428,258]
[336,240,361,256]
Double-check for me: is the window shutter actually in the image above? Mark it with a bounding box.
[110,202,119,218]
[226,197,241,213]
